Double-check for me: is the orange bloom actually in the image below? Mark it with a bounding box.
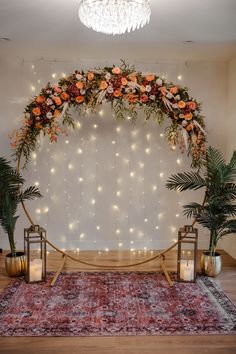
[140,95,148,103]
[146,74,155,82]
[121,77,128,86]
[53,84,61,93]
[130,75,137,83]
[76,81,84,90]
[127,94,138,103]
[169,86,178,95]
[99,81,108,90]
[75,95,84,104]
[113,89,122,97]
[112,66,121,75]
[184,112,193,120]
[186,123,194,131]
[32,107,41,116]
[53,97,62,106]
[36,95,45,104]
[140,85,146,93]
[178,100,186,109]
[54,109,61,118]
[187,101,197,110]
[87,72,94,81]
[60,92,70,101]
[35,122,42,129]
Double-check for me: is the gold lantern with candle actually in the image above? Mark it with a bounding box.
[177,225,198,283]
[24,225,47,283]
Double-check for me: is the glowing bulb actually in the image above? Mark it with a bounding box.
[78,177,83,182]
[91,199,96,205]
[80,233,85,239]
[32,152,37,159]
[96,225,100,230]
[130,171,135,178]
[177,74,182,81]
[158,213,163,219]
[155,226,159,230]
[159,172,164,178]
[30,85,36,92]
[44,207,49,213]
[115,152,119,157]
[105,248,109,252]
[112,140,116,145]
[68,163,73,170]
[131,144,136,151]
[37,79,41,84]
[62,72,66,78]
[131,130,138,137]
[171,226,177,233]
[51,73,56,78]
[90,135,96,141]
[50,168,55,174]
[116,190,121,197]
[130,241,134,244]
[145,148,150,154]
[146,134,151,141]
[176,214,180,218]
[69,222,74,230]
[144,218,148,223]
[76,122,81,129]
[77,148,83,154]
[152,185,157,191]
[118,242,123,247]
[129,228,134,233]
[31,64,35,69]
[139,162,144,168]
[116,229,120,235]
[36,208,41,214]
[97,186,102,192]
[160,133,164,138]
[116,127,121,133]
[34,181,39,187]
[65,140,69,144]
[99,109,104,116]
[93,124,98,129]
[113,204,119,211]
[177,158,181,165]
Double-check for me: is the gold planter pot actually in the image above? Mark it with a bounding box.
[5,252,26,277]
[200,251,222,277]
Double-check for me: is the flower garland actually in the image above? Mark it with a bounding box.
[10,61,206,167]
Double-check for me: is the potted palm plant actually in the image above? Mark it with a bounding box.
[166,146,236,276]
[0,156,42,276]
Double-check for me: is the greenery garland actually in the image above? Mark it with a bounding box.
[10,61,206,167]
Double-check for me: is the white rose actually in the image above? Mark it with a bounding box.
[182,120,188,126]
[145,85,152,93]
[80,89,85,95]
[46,98,53,105]
[51,105,55,110]
[25,112,30,119]
[156,78,162,86]
[46,112,53,119]
[179,114,184,119]
[105,72,111,80]
[76,74,83,80]
[46,90,52,94]
[175,95,181,101]
[166,92,173,99]
[150,95,156,100]
[107,86,114,94]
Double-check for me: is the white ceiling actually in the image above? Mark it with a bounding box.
[0,0,236,60]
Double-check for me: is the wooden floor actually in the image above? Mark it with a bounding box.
[0,249,236,354]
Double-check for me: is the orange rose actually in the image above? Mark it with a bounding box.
[32,107,41,116]
[53,84,61,93]
[112,67,121,75]
[75,95,84,104]
[146,74,155,82]
[87,72,94,81]
[54,109,61,118]
[169,86,178,95]
[121,77,128,86]
[99,81,108,90]
[53,97,62,106]
[113,89,122,97]
[76,81,84,90]
[140,95,148,103]
[186,123,194,131]
[184,113,193,120]
[140,85,146,93]
[178,100,186,109]
[187,101,197,110]
[130,75,137,83]
[36,95,45,104]
[60,92,70,101]
[127,94,138,103]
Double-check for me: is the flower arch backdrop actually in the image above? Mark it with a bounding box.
[11,61,206,168]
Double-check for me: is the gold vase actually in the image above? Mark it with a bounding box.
[200,251,222,277]
[5,252,26,277]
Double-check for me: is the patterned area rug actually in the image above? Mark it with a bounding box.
[0,272,236,336]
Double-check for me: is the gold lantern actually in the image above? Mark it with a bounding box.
[24,225,47,283]
[177,225,198,283]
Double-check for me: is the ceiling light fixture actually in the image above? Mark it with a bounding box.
[78,0,151,35]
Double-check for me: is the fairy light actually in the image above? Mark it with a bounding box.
[118,242,123,247]
[129,228,134,233]
[116,229,120,235]
[152,185,157,191]
[145,148,150,154]
[44,207,49,213]
[68,163,74,170]
[34,181,39,186]
[96,225,100,230]
[177,74,182,81]
[91,199,96,205]
[50,168,55,174]
[30,85,36,92]
[160,133,164,138]
[78,177,83,182]
[99,109,104,116]
[176,158,181,165]
[116,126,121,133]
[159,172,164,178]
[65,140,69,144]
[80,233,85,239]
[51,73,56,78]
[97,186,103,192]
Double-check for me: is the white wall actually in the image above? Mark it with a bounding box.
[0,57,229,254]
[220,56,236,258]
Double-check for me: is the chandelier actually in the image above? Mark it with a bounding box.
[78,0,151,35]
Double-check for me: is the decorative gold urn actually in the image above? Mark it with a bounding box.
[200,251,222,277]
[5,252,26,277]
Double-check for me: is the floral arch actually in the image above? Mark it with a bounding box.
[9,61,207,281]
[11,61,206,168]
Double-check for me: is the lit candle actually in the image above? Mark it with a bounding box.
[180,259,194,281]
[29,259,43,282]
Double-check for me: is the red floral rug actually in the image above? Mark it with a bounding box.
[0,272,236,336]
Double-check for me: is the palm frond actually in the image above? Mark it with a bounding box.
[182,202,203,218]
[19,186,43,201]
[166,172,206,191]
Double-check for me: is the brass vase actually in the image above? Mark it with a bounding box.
[200,251,222,277]
[5,252,26,277]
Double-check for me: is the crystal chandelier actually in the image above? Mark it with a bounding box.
[78,0,151,35]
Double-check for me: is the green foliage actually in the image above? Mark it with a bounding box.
[166,146,236,254]
[0,157,42,256]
